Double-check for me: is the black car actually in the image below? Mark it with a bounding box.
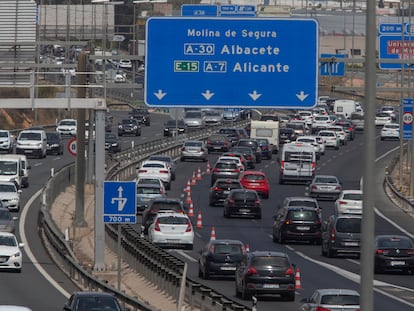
[235,251,296,301]
[223,189,261,219]
[236,139,262,163]
[374,235,414,274]
[279,128,297,145]
[129,108,150,126]
[105,133,121,153]
[209,178,243,206]
[198,239,245,279]
[163,119,186,137]
[206,134,232,153]
[46,131,64,155]
[141,198,186,234]
[118,119,141,136]
[273,206,322,244]
[230,146,256,169]
[63,291,127,311]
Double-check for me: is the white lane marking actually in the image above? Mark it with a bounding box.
[34,162,42,167]
[375,208,414,239]
[174,250,198,263]
[20,189,70,298]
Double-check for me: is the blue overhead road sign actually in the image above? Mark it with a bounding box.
[219,5,256,16]
[145,17,319,109]
[181,4,218,16]
[378,23,405,35]
[104,181,136,223]
[379,35,414,70]
[320,53,346,76]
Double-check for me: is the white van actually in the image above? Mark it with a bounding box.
[250,120,280,153]
[16,129,47,159]
[333,99,361,118]
[2,155,30,188]
[0,155,24,188]
[278,142,316,184]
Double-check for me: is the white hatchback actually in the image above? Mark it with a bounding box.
[380,123,399,140]
[148,212,194,250]
[317,130,339,150]
[0,182,21,212]
[335,190,363,215]
[137,160,172,190]
[0,232,24,272]
[56,119,77,136]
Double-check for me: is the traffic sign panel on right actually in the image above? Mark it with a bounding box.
[145,18,319,109]
[403,98,412,140]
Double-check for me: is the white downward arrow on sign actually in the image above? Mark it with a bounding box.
[248,90,262,101]
[296,91,309,101]
[154,90,167,100]
[202,90,215,100]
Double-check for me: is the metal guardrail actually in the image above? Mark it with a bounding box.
[383,155,414,215]
[38,119,251,311]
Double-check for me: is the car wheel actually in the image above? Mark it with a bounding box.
[223,209,230,218]
[380,137,384,141]
[315,238,322,245]
[203,267,210,279]
[198,265,203,278]
[327,247,336,258]
[15,268,21,273]
[272,232,277,243]
[255,213,262,220]
[180,157,185,162]
[186,244,193,251]
[374,265,382,274]
[209,200,215,207]
[335,145,339,150]
[235,284,241,298]
[165,182,171,191]
[284,292,295,301]
[321,245,327,257]
[241,286,250,300]
[263,193,269,199]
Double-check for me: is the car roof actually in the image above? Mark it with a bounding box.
[249,251,288,258]
[0,231,16,237]
[284,206,318,212]
[375,234,412,241]
[154,212,189,218]
[341,190,362,194]
[286,196,318,202]
[314,288,360,296]
[136,183,163,189]
[241,170,266,176]
[73,291,116,298]
[209,239,244,245]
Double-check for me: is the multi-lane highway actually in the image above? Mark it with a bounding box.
[3,110,413,310]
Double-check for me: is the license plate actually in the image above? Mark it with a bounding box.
[239,209,251,213]
[166,239,180,243]
[263,284,279,289]
[24,150,33,153]
[344,242,359,246]
[223,190,230,195]
[213,146,222,149]
[220,266,236,271]
[296,226,310,231]
[390,261,405,266]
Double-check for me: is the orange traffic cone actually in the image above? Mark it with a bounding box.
[188,202,194,217]
[210,226,216,240]
[196,211,203,228]
[206,162,211,174]
[196,167,202,180]
[191,171,197,185]
[185,178,191,192]
[186,192,192,205]
[295,267,301,290]
[245,244,250,253]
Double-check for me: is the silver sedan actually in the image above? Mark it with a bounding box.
[308,175,342,200]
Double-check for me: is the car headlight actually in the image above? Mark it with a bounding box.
[133,126,137,129]
[118,125,123,129]
[10,197,19,202]
[11,252,21,259]
[111,143,119,147]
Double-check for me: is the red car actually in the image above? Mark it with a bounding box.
[239,171,270,199]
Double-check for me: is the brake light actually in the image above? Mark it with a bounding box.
[138,169,147,173]
[209,244,215,253]
[212,186,221,191]
[311,185,318,190]
[201,148,206,152]
[314,220,321,225]
[213,168,219,172]
[281,160,285,171]
[185,221,192,232]
[285,267,294,276]
[207,140,211,144]
[229,198,235,205]
[330,228,335,242]
[255,199,260,205]
[246,155,252,160]
[315,307,331,311]
[284,220,291,225]
[407,250,414,255]
[159,170,169,174]
[154,220,161,232]
[181,147,185,151]
[337,200,347,205]
[233,168,240,172]
[376,249,390,255]
[335,186,341,190]
[311,162,316,172]
[246,266,257,275]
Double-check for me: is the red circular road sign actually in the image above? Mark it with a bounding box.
[403,111,413,125]
[68,138,77,156]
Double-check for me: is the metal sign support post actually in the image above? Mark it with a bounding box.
[117,224,122,290]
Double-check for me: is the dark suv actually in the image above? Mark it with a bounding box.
[235,251,296,301]
[198,239,245,279]
[236,139,262,163]
[209,178,243,206]
[272,206,322,244]
[223,189,261,219]
[129,108,150,126]
[321,215,362,258]
[141,198,186,234]
[206,134,232,153]
[118,119,141,136]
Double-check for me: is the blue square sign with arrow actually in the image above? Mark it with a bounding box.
[104,181,136,224]
[145,17,319,109]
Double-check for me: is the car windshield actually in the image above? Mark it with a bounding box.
[384,124,399,129]
[287,210,319,221]
[0,161,18,175]
[0,236,17,246]
[251,256,288,267]
[19,133,41,141]
[76,297,120,311]
[0,184,16,192]
[342,193,363,201]
[204,110,221,116]
[142,163,164,168]
[0,210,11,220]
[105,134,118,140]
[288,200,317,208]
[59,120,75,126]
[336,218,361,233]
[47,133,59,140]
[213,244,243,254]
[378,237,413,248]
[121,119,134,125]
[157,216,188,225]
[320,294,359,305]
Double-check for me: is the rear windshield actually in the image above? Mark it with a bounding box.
[320,295,359,305]
[219,129,237,135]
[19,132,41,140]
[287,210,319,221]
[288,200,317,208]
[314,176,338,184]
[214,244,243,254]
[137,187,161,194]
[157,216,188,225]
[216,180,242,189]
[232,191,257,200]
[209,135,226,141]
[243,174,265,181]
[351,114,363,120]
[238,141,256,147]
[142,163,164,168]
[284,151,313,162]
[287,123,304,130]
[377,237,413,248]
[151,202,182,211]
[251,256,288,267]
[215,162,237,169]
[336,218,361,233]
[0,184,16,192]
[342,193,363,201]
